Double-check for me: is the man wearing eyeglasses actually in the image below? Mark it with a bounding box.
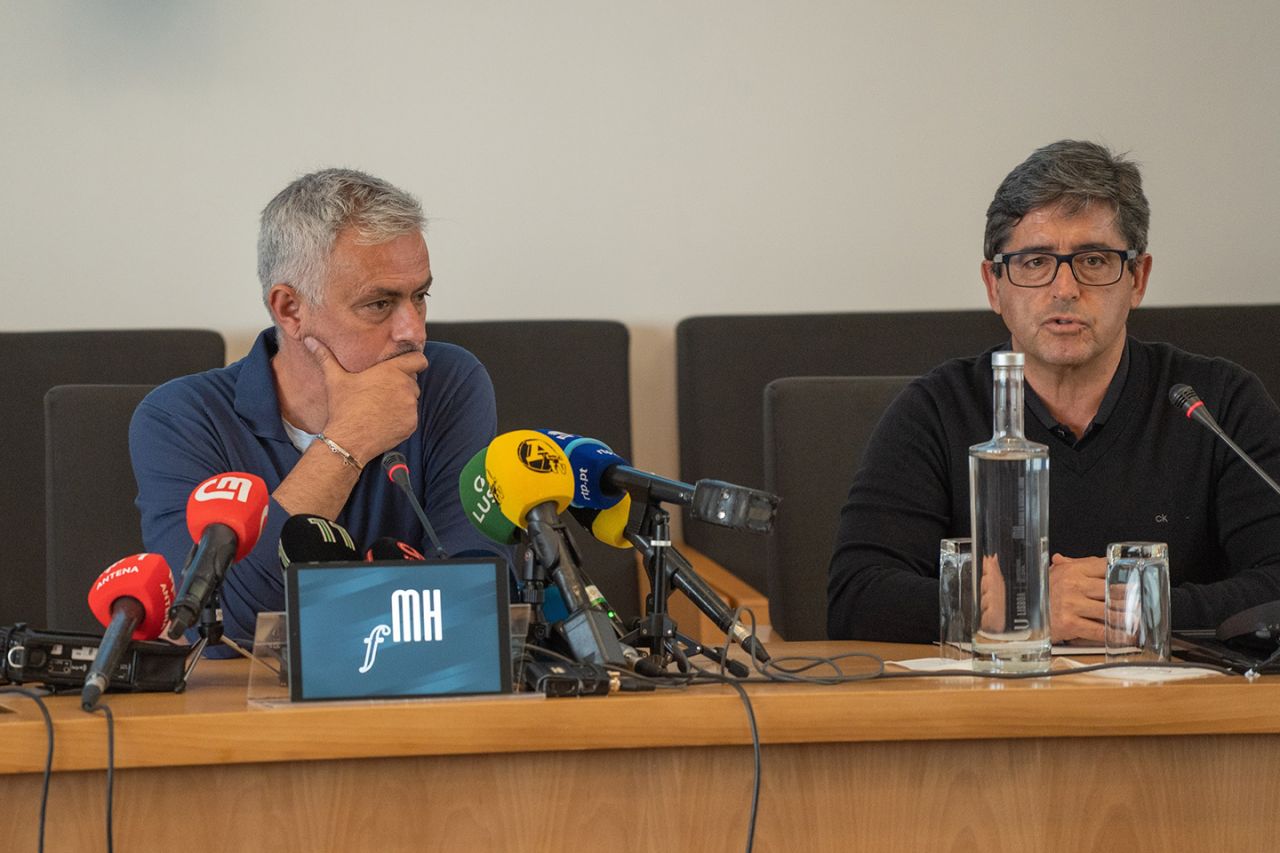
[828,140,1280,645]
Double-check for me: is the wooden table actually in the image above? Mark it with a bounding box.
[2,642,1278,852]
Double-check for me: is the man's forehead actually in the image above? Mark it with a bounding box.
[348,275,433,300]
[326,231,431,289]
[1009,202,1124,246]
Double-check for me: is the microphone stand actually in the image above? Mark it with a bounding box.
[175,586,228,692]
[516,543,555,651]
[622,501,748,677]
[628,501,678,672]
[518,500,747,680]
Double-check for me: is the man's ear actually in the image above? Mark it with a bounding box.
[1128,252,1153,309]
[268,284,306,339]
[980,260,1002,315]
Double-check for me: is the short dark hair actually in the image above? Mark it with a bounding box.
[984,140,1149,265]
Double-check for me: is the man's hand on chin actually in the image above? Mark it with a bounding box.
[1048,553,1107,644]
[305,336,428,466]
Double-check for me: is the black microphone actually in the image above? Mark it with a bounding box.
[560,439,780,533]
[628,531,771,663]
[565,500,770,664]
[1169,384,1280,499]
[86,601,143,709]
[278,514,361,566]
[381,452,448,558]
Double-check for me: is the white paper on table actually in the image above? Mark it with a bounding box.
[939,641,1108,656]
[1056,657,1225,682]
[893,644,1103,671]
[890,657,977,672]
[890,655,1223,681]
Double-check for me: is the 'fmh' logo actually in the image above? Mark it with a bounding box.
[359,588,443,674]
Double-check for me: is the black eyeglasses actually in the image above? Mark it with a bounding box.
[992,249,1138,288]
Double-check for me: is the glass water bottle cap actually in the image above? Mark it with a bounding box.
[992,351,1024,367]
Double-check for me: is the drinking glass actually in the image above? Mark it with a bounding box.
[1105,542,1171,662]
[939,538,974,659]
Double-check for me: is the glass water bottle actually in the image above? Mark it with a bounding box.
[969,351,1051,672]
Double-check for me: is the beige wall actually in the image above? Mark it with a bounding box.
[3,2,1278,480]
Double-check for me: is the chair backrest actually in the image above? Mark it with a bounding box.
[45,384,156,632]
[677,310,1005,594]
[763,376,915,640]
[430,320,632,455]
[1125,305,1280,393]
[428,320,640,619]
[677,305,1280,595]
[0,329,225,628]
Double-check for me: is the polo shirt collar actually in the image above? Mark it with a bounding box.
[1023,338,1130,447]
[234,327,290,441]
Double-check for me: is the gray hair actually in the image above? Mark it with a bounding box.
[257,168,425,307]
[984,140,1150,270]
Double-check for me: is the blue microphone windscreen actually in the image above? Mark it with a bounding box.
[566,442,627,509]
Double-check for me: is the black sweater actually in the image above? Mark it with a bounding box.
[827,339,1280,642]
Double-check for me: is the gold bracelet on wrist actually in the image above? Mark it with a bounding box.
[316,433,363,471]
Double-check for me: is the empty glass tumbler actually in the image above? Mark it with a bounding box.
[1105,542,1171,662]
[939,538,973,659]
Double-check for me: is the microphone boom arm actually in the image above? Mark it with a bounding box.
[1171,384,1280,499]
[628,531,771,663]
[606,466,780,534]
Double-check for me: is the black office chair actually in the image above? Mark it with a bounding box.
[677,311,1006,597]
[429,320,640,620]
[0,329,225,628]
[45,384,157,632]
[763,376,915,640]
[1127,305,1280,398]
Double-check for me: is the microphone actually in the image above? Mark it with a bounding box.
[633,532,770,664]
[541,431,779,533]
[381,451,448,558]
[166,473,269,640]
[365,537,426,561]
[539,430,628,510]
[1169,384,1280,499]
[485,430,627,666]
[567,495,633,549]
[458,447,521,545]
[485,430,581,601]
[278,514,360,567]
[82,553,176,710]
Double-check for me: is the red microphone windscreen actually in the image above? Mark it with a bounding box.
[186,473,270,561]
[364,537,427,561]
[87,553,175,640]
